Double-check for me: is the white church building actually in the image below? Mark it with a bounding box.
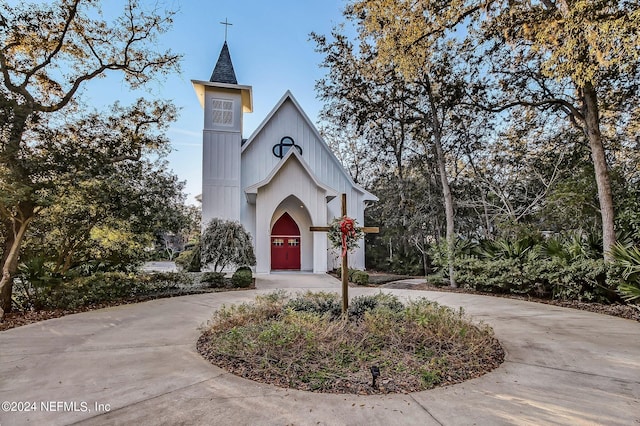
[192,42,377,274]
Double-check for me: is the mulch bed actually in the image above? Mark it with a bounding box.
[197,330,505,395]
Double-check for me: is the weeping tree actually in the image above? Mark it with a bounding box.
[201,219,256,273]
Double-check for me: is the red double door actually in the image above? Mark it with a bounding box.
[271,213,301,270]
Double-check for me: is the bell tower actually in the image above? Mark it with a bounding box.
[192,42,253,227]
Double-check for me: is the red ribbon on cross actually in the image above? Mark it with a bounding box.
[339,216,356,257]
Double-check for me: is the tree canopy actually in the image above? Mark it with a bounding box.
[336,0,640,262]
[313,0,639,284]
[0,0,181,319]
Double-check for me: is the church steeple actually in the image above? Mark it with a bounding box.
[210,42,238,84]
[191,38,253,228]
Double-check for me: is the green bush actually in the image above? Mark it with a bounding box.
[347,293,404,320]
[534,258,611,302]
[13,272,197,311]
[146,272,194,287]
[285,291,342,319]
[432,232,624,302]
[425,272,446,287]
[452,255,614,302]
[454,256,522,294]
[43,273,146,310]
[14,256,64,310]
[336,267,368,284]
[609,243,640,303]
[201,272,226,288]
[351,270,370,285]
[336,267,353,279]
[231,269,253,288]
[175,246,201,272]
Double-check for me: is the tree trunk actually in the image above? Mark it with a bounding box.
[422,246,428,276]
[434,136,457,287]
[582,83,616,260]
[424,74,457,288]
[1,203,35,319]
[481,190,493,239]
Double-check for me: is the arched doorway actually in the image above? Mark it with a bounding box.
[271,212,301,270]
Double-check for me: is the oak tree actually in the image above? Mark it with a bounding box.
[348,0,640,260]
[0,0,180,318]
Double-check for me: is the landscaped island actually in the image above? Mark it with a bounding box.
[197,291,504,395]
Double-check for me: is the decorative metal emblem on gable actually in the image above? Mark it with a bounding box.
[272,136,303,158]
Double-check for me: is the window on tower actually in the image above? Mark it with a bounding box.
[212,98,233,126]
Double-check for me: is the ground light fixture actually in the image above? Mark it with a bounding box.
[370,365,380,388]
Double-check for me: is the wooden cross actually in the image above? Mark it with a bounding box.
[220,18,232,41]
[310,193,379,313]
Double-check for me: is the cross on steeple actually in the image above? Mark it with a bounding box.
[220,18,232,41]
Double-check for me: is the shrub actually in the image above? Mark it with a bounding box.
[13,271,199,311]
[41,272,148,310]
[609,243,640,303]
[201,272,226,288]
[335,267,351,279]
[425,272,446,287]
[14,256,63,310]
[145,272,194,287]
[336,267,368,284]
[347,293,404,320]
[201,219,256,272]
[285,291,342,319]
[351,270,369,285]
[348,268,357,281]
[231,269,253,288]
[533,258,611,302]
[454,256,521,293]
[175,246,201,272]
[452,255,614,302]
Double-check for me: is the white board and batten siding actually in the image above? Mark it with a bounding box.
[201,87,244,227]
[240,92,377,272]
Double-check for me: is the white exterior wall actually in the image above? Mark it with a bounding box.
[253,157,328,273]
[241,95,373,272]
[202,87,243,227]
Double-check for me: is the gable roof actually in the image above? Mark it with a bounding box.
[242,91,377,201]
[210,41,238,84]
[244,148,338,204]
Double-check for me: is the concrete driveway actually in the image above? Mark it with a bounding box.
[1,273,638,425]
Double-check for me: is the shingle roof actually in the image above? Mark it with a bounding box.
[209,42,238,84]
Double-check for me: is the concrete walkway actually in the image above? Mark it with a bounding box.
[1,274,638,425]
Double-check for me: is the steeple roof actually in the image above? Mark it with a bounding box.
[209,42,238,84]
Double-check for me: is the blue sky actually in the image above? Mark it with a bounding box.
[83,0,349,204]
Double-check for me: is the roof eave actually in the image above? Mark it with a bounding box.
[191,79,253,113]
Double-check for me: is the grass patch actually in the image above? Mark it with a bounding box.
[197,291,504,394]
